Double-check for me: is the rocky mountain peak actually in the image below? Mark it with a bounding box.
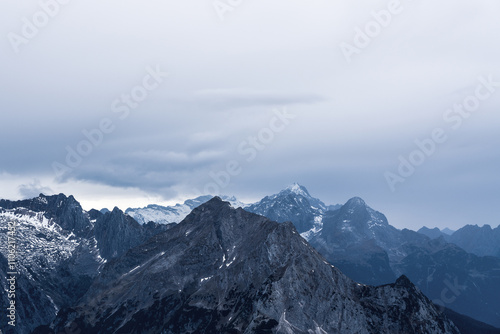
[245,184,327,234]
[180,196,255,237]
[333,197,390,229]
[189,195,231,213]
[344,196,367,209]
[332,197,371,226]
[395,274,413,288]
[110,206,124,215]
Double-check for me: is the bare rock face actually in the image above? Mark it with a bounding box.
[51,197,459,334]
[92,207,169,259]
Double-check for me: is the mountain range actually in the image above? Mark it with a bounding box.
[0,186,499,333]
[418,225,500,258]
[124,184,500,327]
[125,183,340,240]
[44,198,459,333]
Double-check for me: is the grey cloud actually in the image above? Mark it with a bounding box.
[18,179,54,199]
[56,147,230,200]
[1,0,500,230]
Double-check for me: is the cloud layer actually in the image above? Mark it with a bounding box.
[1,0,499,230]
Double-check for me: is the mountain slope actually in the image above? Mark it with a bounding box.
[50,197,459,334]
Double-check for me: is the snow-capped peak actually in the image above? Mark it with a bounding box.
[283,183,311,197]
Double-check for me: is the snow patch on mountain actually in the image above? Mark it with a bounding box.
[126,203,193,225]
[126,195,247,225]
[300,216,323,241]
[0,209,87,272]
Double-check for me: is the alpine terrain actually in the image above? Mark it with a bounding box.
[48,197,459,334]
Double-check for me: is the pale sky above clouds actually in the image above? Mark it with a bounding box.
[1,0,499,230]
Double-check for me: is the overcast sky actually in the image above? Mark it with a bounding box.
[1,0,499,231]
